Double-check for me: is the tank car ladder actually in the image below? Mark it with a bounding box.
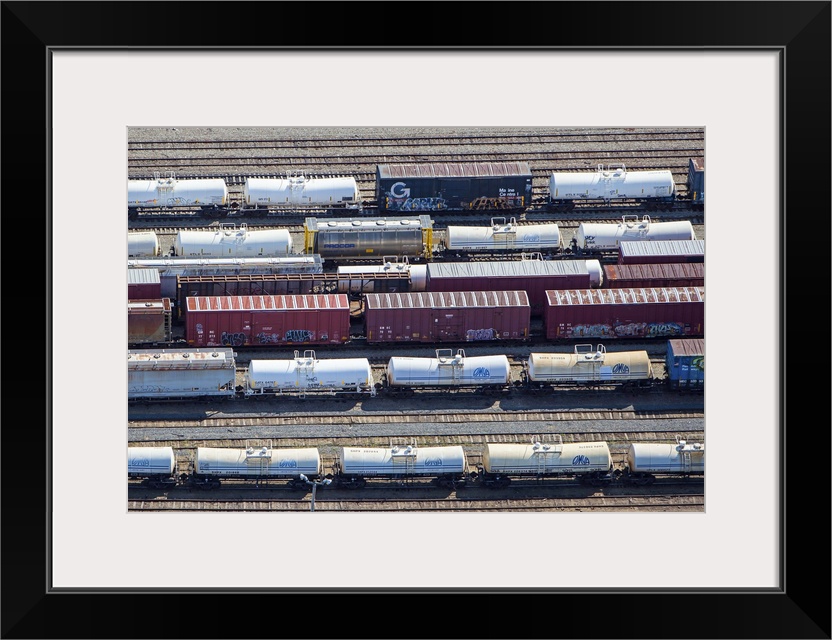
[294,350,316,398]
[436,349,465,385]
[390,441,418,483]
[490,217,517,251]
[244,442,273,487]
[530,436,563,480]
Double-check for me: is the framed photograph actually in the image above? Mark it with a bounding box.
[5,1,828,638]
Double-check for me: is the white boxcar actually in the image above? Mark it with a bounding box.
[244,350,375,396]
[444,218,561,253]
[128,231,160,257]
[482,441,612,476]
[338,444,467,478]
[128,177,228,208]
[195,446,321,478]
[626,441,705,476]
[526,345,652,385]
[574,215,696,252]
[549,165,676,203]
[244,175,361,209]
[127,446,175,478]
[386,350,510,387]
[174,224,292,257]
[336,261,427,293]
[127,348,237,399]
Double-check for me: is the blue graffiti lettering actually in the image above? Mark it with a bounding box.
[466,328,495,341]
[221,331,247,346]
[285,329,313,342]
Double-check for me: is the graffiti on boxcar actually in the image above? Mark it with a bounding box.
[466,328,495,341]
[644,323,685,338]
[285,329,314,342]
[254,332,280,345]
[221,331,247,346]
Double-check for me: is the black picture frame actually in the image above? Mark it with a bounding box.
[3,2,829,638]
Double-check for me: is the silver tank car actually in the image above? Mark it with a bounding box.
[244,175,361,210]
[526,344,652,386]
[128,176,228,209]
[195,446,322,479]
[444,217,561,253]
[304,216,433,261]
[336,260,427,293]
[128,231,160,257]
[574,215,696,252]
[626,440,705,483]
[479,438,612,487]
[386,349,510,388]
[174,223,292,257]
[549,165,675,205]
[128,348,237,400]
[337,444,467,487]
[244,350,375,396]
[128,446,175,478]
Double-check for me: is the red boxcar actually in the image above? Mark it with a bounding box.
[602,263,705,289]
[128,298,172,345]
[618,239,705,265]
[425,260,598,316]
[185,294,350,347]
[364,290,530,343]
[127,268,162,300]
[544,287,704,339]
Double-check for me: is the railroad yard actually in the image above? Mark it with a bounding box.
[127,126,706,513]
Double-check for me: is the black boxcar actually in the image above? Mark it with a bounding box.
[376,162,533,213]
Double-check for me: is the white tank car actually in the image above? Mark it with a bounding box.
[626,441,705,476]
[128,231,160,257]
[386,350,510,387]
[336,261,427,293]
[128,348,237,399]
[338,444,467,478]
[128,176,228,208]
[574,215,696,251]
[195,446,322,479]
[127,446,175,478]
[174,224,292,257]
[444,217,561,252]
[244,350,375,396]
[526,344,652,385]
[244,175,361,209]
[549,165,676,202]
[482,440,612,476]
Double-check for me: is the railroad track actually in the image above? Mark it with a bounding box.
[128,492,704,512]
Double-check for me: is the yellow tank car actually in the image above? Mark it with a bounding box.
[526,344,653,388]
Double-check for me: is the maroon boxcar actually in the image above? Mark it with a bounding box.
[425,260,601,316]
[544,287,704,340]
[618,239,705,265]
[364,290,530,343]
[185,294,350,347]
[128,268,162,300]
[128,298,172,345]
[602,263,705,289]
